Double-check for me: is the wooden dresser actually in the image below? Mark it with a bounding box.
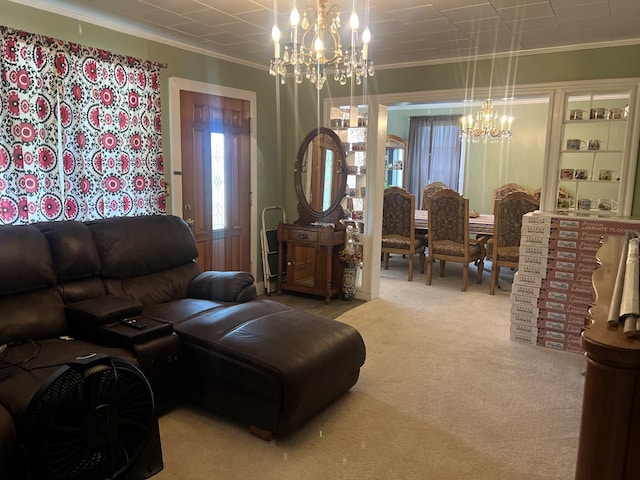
[576,235,640,479]
[277,223,345,304]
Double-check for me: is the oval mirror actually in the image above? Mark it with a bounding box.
[294,127,347,224]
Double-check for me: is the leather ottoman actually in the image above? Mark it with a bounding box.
[169,299,366,438]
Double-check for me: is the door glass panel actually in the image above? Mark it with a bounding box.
[210,132,226,230]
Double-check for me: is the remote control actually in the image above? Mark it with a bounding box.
[120,318,147,330]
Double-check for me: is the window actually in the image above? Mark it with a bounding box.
[210,132,226,230]
[405,116,462,202]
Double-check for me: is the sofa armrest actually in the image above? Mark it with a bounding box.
[65,296,143,329]
[188,271,257,303]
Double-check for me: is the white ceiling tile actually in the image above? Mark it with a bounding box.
[387,5,446,24]
[431,0,492,10]
[403,18,460,34]
[139,0,207,15]
[440,4,501,23]
[456,16,510,34]
[554,3,611,22]
[195,0,268,16]
[496,2,555,21]
[506,16,559,33]
[490,0,548,8]
[127,8,191,27]
[549,0,607,7]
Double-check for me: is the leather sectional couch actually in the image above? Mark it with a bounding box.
[0,214,366,478]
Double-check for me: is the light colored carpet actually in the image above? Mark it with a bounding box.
[155,257,586,479]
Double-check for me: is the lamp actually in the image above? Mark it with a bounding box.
[459,100,513,143]
[269,0,374,90]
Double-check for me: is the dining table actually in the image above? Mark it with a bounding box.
[414,210,495,236]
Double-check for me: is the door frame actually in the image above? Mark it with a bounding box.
[168,77,258,281]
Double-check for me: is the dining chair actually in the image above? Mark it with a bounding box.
[420,181,449,210]
[381,187,426,281]
[488,191,540,295]
[492,183,527,213]
[426,189,487,291]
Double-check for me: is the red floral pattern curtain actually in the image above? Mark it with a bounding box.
[0,26,165,224]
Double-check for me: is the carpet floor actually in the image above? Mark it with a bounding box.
[154,256,586,479]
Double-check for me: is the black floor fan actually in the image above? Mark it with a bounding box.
[18,353,163,480]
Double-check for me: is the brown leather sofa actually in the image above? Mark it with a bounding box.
[0,215,366,478]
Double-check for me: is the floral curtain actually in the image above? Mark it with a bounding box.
[0,26,165,224]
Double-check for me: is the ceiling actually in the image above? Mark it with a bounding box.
[16,0,640,70]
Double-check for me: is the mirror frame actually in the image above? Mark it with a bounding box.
[294,127,347,226]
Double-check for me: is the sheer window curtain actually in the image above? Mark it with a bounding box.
[0,26,165,225]
[405,115,462,203]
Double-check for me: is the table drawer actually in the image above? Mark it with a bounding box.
[286,228,318,242]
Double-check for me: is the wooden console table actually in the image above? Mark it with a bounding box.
[576,235,640,479]
[277,224,344,303]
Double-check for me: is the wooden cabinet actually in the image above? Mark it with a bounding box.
[577,235,640,479]
[277,224,345,303]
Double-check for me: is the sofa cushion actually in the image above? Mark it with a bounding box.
[144,298,226,325]
[0,225,56,296]
[0,289,67,344]
[35,221,101,281]
[87,215,199,279]
[103,262,202,307]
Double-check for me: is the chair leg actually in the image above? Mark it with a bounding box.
[476,258,484,284]
[419,252,425,274]
[462,263,469,291]
[408,253,414,281]
[489,265,499,295]
[439,260,445,278]
[426,256,433,285]
[489,263,500,295]
[384,252,389,270]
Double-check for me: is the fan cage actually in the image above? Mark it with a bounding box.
[19,354,155,480]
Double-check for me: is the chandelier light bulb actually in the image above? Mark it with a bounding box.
[362,27,371,44]
[290,8,300,27]
[272,25,281,58]
[350,11,359,30]
[362,27,370,60]
[314,36,325,55]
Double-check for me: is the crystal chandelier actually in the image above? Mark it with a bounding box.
[459,100,513,143]
[269,0,374,90]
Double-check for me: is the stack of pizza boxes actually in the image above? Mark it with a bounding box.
[509,212,640,353]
